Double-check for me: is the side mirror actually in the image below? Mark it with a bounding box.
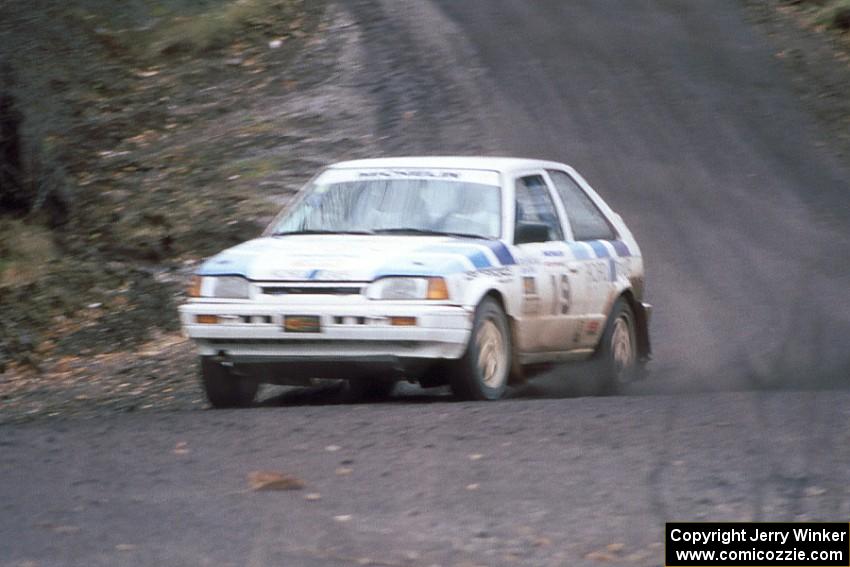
[514,222,551,245]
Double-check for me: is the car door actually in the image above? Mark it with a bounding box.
[511,172,576,353]
[546,169,622,349]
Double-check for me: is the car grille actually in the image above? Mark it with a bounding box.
[260,285,364,296]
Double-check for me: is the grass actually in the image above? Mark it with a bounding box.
[796,0,850,31]
[0,220,56,287]
[151,0,305,56]
[223,155,283,179]
[816,0,850,30]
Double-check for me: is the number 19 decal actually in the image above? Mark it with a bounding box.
[550,274,571,315]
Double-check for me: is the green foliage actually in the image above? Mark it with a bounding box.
[151,0,305,55]
[0,220,55,287]
[0,0,317,365]
[817,0,850,30]
[799,0,850,30]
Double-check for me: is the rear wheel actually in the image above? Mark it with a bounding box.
[594,298,639,395]
[450,298,511,401]
[200,357,258,408]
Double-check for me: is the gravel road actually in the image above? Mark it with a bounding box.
[2,392,849,566]
[2,1,849,566]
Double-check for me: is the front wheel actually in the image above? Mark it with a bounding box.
[450,298,512,401]
[594,297,640,395]
[200,357,258,408]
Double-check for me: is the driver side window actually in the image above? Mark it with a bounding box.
[514,175,564,243]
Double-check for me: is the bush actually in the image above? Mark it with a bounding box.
[0,66,28,214]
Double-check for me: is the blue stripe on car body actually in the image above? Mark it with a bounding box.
[588,240,610,258]
[198,253,254,277]
[373,258,469,279]
[420,245,493,269]
[568,242,592,260]
[480,240,517,265]
[611,240,631,257]
[466,250,491,269]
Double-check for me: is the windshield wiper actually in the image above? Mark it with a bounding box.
[372,228,493,240]
[272,229,375,236]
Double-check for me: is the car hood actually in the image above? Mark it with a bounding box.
[196,234,515,281]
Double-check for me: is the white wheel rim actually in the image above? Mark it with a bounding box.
[611,315,634,379]
[476,318,507,389]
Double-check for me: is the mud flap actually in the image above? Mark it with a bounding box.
[634,302,653,362]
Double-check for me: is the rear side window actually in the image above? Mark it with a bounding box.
[515,175,564,241]
[547,170,616,241]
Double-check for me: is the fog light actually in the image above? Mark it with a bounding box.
[389,316,417,326]
[426,278,449,300]
[196,315,219,324]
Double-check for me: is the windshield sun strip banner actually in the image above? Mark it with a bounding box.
[318,168,502,186]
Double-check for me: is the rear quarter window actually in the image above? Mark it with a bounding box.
[547,170,617,241]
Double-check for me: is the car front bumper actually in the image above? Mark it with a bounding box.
[179,299,473,363]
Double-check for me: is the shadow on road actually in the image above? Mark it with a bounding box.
[256,363,628,408]
[258,381,454,408]
[256,362,850,409]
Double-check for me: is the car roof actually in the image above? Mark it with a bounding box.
[328,156,572,174]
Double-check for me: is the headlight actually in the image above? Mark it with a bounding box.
[366,277,449,300]
[211,276,250,298]
[191,276,251,299]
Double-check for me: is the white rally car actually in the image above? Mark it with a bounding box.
[180,157,651,406]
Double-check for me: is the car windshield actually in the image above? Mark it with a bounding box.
[269,168,502,239]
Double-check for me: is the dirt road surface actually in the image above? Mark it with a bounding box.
[2,1,849,566]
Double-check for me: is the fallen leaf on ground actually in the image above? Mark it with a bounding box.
[52,525,81,534]
[304,492,322,501]
[335,467,353,476]
[584,551,616,562]
[247,471,305,491]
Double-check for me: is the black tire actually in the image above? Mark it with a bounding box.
[450,298,512,401]
[341,379,396,402]
[200,357,258,408]
[594,297,640,395]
